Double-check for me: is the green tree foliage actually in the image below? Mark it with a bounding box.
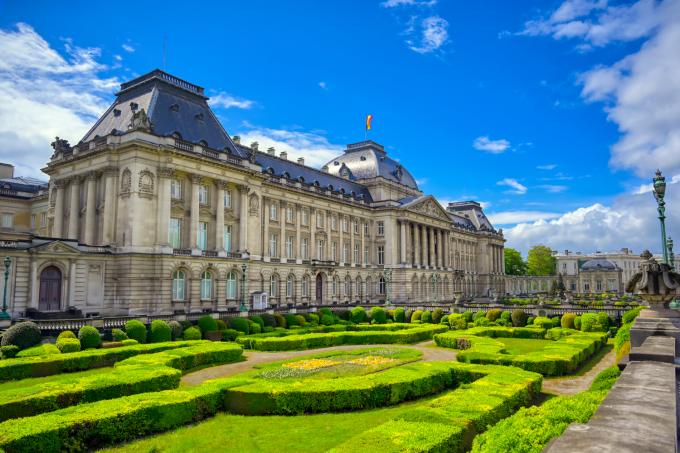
[527,245,556,276]
[504,247,527,275]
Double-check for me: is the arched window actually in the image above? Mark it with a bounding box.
[200,271,213,300]
[226,272,237,299]
[172,270,186,301]
[270,275,279,298]
[356,277,363,298]
[332,276,339,296]
[286,275,295,298]
[302,276,310,297]
[378,276,386,295]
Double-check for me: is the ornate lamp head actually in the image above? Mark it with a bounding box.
[3,257,10,270]
[653,169,666,202]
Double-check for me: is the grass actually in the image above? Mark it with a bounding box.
[496,338,552,355]
[0,367,112,394]
[98,396,432,453]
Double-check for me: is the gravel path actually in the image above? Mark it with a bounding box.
[181,340,457,386]
[541,347,616,395]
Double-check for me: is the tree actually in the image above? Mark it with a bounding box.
[504,247,527,275]
[527,245,556,276]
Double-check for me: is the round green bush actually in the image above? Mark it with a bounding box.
[411,310,423,322]
[125,320,147,343]
[1,345,19,359]
[474,317,491,327]
[432,309,444,324]
[285,314,300,327]
[462,311,474,323]
[526,316,535,326]
[440,314,450,325]
[551,316,560,328]
[249,316,265,329]
[532,317,553,330]
[473,311,486,321]
[57,330,76,341]
[486,309,503,321]
[561,313,577,329]
[574,315,582,330]
[168,320,183,340]
[56,337,81,353]
[295,315,306,327]
[307,313,319,325]
[597,312,611,330]
[198,315,218,334]
[149,320,172,343]
[17,344,60,357]
[261,313,277,327]
[111,328,128,341]
[581,313,603,332]
[229,317,250,334]
[350,306,367,323]
[222,329,241,341]
[274,314,287,328]
[448,313,467,330]
[421,311,433,323]
[500,311,511,323]
[320,314,334,326]
[318,307,333,318]
[394,307,406,323]
[216,319,228,331]
[1,321,41,350]
[370,307,387,324]
[78,326,101,349]
[182,326,202,340]
[250,322,262,334]
[122,339,139,346]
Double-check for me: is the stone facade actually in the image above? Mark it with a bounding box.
[0,70,505,318]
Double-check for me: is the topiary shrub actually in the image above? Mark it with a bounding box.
[462,311,474,323]
[56,337,81,353]
[486,309,503,321]
[168,321,183,340]
[216,319,228,331]
[526,316,535,326]
[307,313,319,325]
[78,326,101,349]
[125,320,147,343]
[334,309,351,321]
[121,339,139,346]
[16,344,61,357]
[149,320,172,343]
[448,313,467,330]
[57,330,76,341]
[111,328,128,341]
[1,321,41,350]
[250,316,265,330]
[350,306,367,324]
[473,311,486,321]
[432,309,444,324]
[560,313,576,329]
[250,322,262,334]
[222,329,241,341]
[551,316,561,328]
[532,317,553,330]
[182,326,202,340]
[474,317,492,327]
[229,317,250,335]
[0,345,19,359]
[320,314,334,326]
[370,307,387,324]
[500,311,511,323]
[274,314,287,328]
[394,307,406,323]
[597,312,610,330]
[295,315,306,327]
[421,311,433,323]
[284,314,299,327]
[511,309,528,327]
[581,313,603,332]
[574,315,582,330]
[261,313,277,328]
[319,307,333,318]
[411,310,423,322]
[198,315,218,334]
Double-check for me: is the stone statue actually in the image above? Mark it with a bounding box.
[128,109,152,132]
[51,137,71,155]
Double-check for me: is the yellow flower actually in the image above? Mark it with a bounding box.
[348,356,397,366]
[283,359,338,370]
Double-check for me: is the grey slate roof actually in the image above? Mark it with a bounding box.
[323,141,419,191]
[80,70,244,157]
[0,176,47,192]
[581,258,619,271]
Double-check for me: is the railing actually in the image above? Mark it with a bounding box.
[202,148,219,159]
[173,248,192,256]
[202,250,218,258]
[174,138,194,152]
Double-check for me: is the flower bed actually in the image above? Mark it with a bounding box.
[434,326,607,376]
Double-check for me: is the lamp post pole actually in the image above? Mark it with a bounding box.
[239,262,248,312]
[668,238,675,269]
[653,170,669,265]
[0,257,10,320]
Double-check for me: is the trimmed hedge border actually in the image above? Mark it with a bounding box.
[0,342,243,422]
[329,363,542,453]
[0,340,209,382]
[238,324,448,351]
[0,361,540,453]
[434,326,607,376]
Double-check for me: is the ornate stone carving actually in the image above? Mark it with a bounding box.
[249,193,260,216]
[138,169,155,197]
[120,168,132,195]
[409,199,449,221]
[51,137,71,155]
[191,174,204,185]
[158,167,175,178]
[128,108,152,132]
[217,180,230,190]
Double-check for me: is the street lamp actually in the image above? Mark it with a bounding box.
[239,262,248,312]
[0,257,10,319]
[653,170,669,265]
[384,268,392,305]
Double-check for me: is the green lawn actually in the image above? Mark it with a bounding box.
[0,367,113,394]
[99,397,431,453]
[496,338,553,355]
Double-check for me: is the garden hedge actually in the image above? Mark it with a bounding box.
[434,326,607,376]
[0,342,243,422]
[238,324,448,351]
[0,322,41,350]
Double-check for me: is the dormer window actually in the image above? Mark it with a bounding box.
[130,102,138,111]
[327,184,334,191]
[170,104,180,112]
[198,140,208,147]
[333,161,339,166]
[314,181,320,187]
[298,176,305,184]
[113,109,121,117]
[360,156,367,161]
[195,113,204,121]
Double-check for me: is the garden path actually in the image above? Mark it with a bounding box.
[541,347,616,395]
[181,340,456,386]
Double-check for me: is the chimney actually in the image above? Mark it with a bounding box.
[280,151,287,160]
[250,141,259,151]
[267,147,276,156]
[232,135,241,144]
[0,163,14,179]
[297,157,305,165]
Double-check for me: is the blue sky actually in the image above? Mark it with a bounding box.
[1,0,679,255]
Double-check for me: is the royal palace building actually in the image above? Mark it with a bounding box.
[0,70,505,318]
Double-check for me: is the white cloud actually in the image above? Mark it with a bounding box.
[408,16,449,53]
[537,164,557,170]
[114,54,122,62]
[0,23,117,178]
[416,177,428,186]
[497,178,528,195]
[473,136,511,153]
[381,0,436,7]
[237,126,343,168]
[633,173,680,194]
[121,44,134,53]
[539,184,568,193]
[318,81,327,90]
[488,210,561,225]
[208,92,255,109]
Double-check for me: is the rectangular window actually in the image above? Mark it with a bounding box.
[169,218,182,249]
[301,238,309,259]
[286,206,294,223]
[377,245,385,265]
[197,222,208,250]
[331,241,337,261]
[269,201,278,221]
[342,217,348,233]
[198,185,209,205]
[30,214,36,229]
[316,212,323,227]
[608,279,616,291]
[223,190,232,208]
[286,277,294,297]
[317,240,325,260]
[269,233,278,257]
[363,222,369,235]
[596,280,603,292]
[331,216,337,231]
[286,235,293,258]
[342,243,348,263]
[354,244,360,263]
[171,179,182,200]
[223,225,232,251]
[40,212,46,227]
[353,220,359,234]
[302,208,309,226]
[1,213,13,229]
[302,278,309,297]
[377,221,385,236]
[364,246,369,264]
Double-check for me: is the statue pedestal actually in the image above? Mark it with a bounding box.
[630,309,680,350]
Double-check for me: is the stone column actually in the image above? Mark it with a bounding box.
[325,210,331,260]
[310,208,316,260]
[280,201,287,262]
[239,186,248,252]
[421,225,427,267]
[83,172,97,244]
[67,177,80,240]
[156,167,173,248]
[53,180,66,238]
[400,221,407,264]
[216,181,226,252]
[350,217,355,266]
[339,215,344,265]
[429,228,435,268]
[360,218,365,266]
[263,197,270,258]
[295,204,302,262]
[190,175,201,250]
[413,224,420,266]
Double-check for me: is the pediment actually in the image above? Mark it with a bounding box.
[405,197,450,221]
[31,240,81,255]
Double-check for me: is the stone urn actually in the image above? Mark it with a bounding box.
[626,250,680,317]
